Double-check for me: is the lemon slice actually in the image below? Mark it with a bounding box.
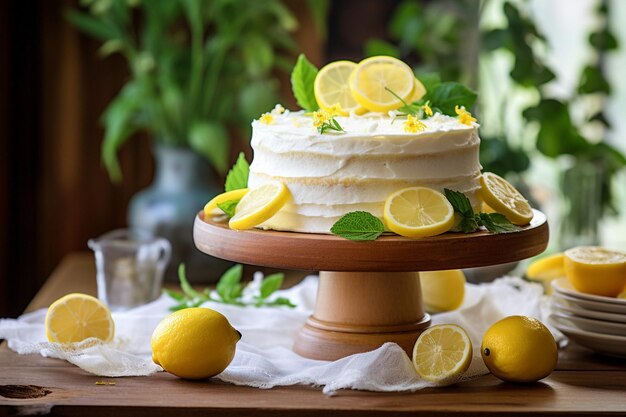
[383,187,454,238]
[350,56,415,113]
[526,253,565,294]
[229,182,290,230]
[314,61,366,116]
[204,188,249,218]
[410,77,426,102]
[45,293,114,343]
[564,246,626,297]
[412,324,473,383]
[480,172,533,225]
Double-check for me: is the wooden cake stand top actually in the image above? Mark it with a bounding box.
[194,209,549,272]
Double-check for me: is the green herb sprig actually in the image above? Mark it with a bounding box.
[444,189,522,233]
[165,264,296,311]
[291,54,319,112]
[225,152,250,192]
[330,211,384,241]
[318,116,345,134]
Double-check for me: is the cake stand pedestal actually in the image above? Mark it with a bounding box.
[194,210,548,361]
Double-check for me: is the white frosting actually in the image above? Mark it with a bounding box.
[248,111,482,233]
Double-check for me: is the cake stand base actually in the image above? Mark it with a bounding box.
[293,271,431,361]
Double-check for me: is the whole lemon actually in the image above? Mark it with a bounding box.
[420,269,466,313]
[151,308,241,379]
[481,315,557,383]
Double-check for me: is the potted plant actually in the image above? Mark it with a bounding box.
[68,0,325,278]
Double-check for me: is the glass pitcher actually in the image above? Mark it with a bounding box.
[88,229,171,311]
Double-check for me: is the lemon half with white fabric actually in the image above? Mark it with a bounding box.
[45,293,115,343]
[412,324,473,383]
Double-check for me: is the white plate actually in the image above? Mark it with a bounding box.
[549,312,626,337]
[551,299,626,324]
[552,278,626,306]
[551,291,626,314]
[548,316,626,358]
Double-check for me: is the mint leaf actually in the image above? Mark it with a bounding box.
[260,273,284,299]
[216,264,243,302]
[178,263,200,299]
[444,189,474,218]
[330,211,385,241]
[266,297,296,308]
[225,152,249,192]
[291,54,319,112]
[458,216,480,234]
[423,82,477,116]
[217,199,240,218]
[477,213,522,233]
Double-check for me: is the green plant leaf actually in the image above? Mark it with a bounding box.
[482,28,511,52]
[291,54,319,112]
[422,82,477,116]
[477,213,521,233]
[216,264,243,301]
[444,189,474,218]
[238,81,280,124]
[330,211,384,241]
[260,273,284,299]
[189,121,229,174]
[66,10,120,40]
[217,199,239,218]
[578,65,611,95]
[225,152,250,192]
[364,39,400,58]
[178,263,201,299]
[162,288,185,302]
[590,29,618,51]
[243,35,274,77]
[415,72,441,95]
[266,297,296,308]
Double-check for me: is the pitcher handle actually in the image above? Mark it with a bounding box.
[156,238,172,273]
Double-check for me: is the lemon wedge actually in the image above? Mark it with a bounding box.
[350,56,415,113]
[412,324,473,383]
[229,182,290,230]
[383,187,454,238]
[45,293,114,344]
[314,61,366,116]
[204,188,249,218]
[480,172,533,225]
[564,246,626,297]
[526,253,565,294]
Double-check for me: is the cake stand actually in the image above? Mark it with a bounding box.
[193,210,548,361]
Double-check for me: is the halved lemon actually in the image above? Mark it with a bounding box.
[412,324,473,383]
[564,246,626,297]
[480,172,533,225]
[204,188,249,218]
[383,187,454,238]
[350,56,415,113]
[314,61,366,116]
[45,293,114,344]
[229,182,291,230]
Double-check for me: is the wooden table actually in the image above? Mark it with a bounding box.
[1,253,626,416]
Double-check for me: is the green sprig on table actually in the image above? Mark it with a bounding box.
[164,263,296,311]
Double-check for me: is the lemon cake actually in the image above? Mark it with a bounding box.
[248,111,482,233]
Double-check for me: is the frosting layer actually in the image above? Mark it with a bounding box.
[248,111,482,233]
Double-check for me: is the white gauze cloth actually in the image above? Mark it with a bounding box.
[0,275,556,395]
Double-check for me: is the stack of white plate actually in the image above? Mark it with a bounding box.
[549,277,626,358]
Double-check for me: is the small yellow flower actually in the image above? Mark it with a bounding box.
[326,103,343,117]
[272,104,285,115]
[423,103,433,117]
[455,105,477,125]
[404,114,427,133]
[312,109,331,127]
[259,113,274,125]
